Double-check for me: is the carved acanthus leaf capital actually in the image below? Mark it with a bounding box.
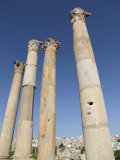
[28,39,42,53]
[14,60,25,74]
[70,8,91,24]
[42,38,60,53]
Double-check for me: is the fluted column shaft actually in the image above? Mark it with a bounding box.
[14,40,42,160]
[38,38,60,160]
[70,8,114,160]
[0,61,24,160]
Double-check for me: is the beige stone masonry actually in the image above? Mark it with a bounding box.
[14,40,42,160]
[38,38,60,160]
[0,61,25,160]
[70,7,114,160]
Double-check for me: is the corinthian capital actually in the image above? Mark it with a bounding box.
[28,39,42,52]
[70,8,91,24]
[14,60,25,74]
[42,38,60,52]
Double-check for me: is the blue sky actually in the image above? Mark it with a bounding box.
[0,0,120,138]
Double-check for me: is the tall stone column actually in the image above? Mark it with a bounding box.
[0,61,25,160]
[14,40,42,160]
[38,38,60,160]
[70,8,114,160]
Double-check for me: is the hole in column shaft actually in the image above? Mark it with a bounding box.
[87,102,93,105]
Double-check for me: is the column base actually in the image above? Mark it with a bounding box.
[14,121,33,160]
[0,155,10,160]
[13,155,33,160]
[13,158,33,160]
[13,152,33,160]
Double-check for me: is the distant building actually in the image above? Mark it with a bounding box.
[10,135,120,160]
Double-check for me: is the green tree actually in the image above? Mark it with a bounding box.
[59,143,65,152]
[114,151,120,160]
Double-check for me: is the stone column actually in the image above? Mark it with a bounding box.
[38,38,60,160]
[70,8,114,160]
[14,40,42,160]
[0,61,25,160]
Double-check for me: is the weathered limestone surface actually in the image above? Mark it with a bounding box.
[0,61,25,160]
[38,38,60,160]
[14,40,42,160]
[70,8,115,160]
